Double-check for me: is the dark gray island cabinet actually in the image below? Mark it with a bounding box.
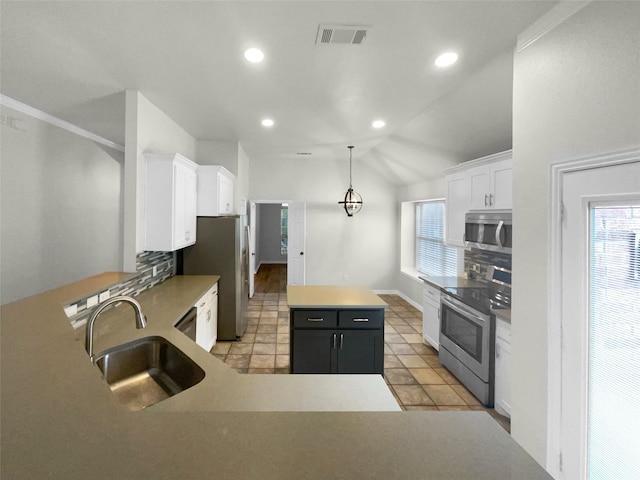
[287,286,387,375]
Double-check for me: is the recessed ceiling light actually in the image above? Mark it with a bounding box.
[244,48,264,63]
[261,118,274,127]
[372,120,386,129]
[435,52,458,67]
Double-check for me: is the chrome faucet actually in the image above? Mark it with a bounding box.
[85,295,147,361]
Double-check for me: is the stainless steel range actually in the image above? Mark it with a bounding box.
[438,267,511,407]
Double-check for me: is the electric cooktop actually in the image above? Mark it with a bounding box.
[442,286,511,315]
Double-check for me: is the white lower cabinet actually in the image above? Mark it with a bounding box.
[494,315,511,418]
[422,283,441,350]
[195,283,218,351]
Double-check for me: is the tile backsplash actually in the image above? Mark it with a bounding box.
[464,248,512,287]
[65,251,174,329]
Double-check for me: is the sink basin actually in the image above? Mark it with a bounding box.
[94,336,205,411]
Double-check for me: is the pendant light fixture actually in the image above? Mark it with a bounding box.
[338,145,363,216]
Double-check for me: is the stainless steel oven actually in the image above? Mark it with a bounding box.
[439,293,494,406]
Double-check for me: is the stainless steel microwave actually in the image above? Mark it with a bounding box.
[464,211,512,253]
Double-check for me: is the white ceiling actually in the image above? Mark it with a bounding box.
[0,1,556,185]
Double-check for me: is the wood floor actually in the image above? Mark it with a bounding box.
[253,263,287,294]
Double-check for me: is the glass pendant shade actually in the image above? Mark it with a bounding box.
[338,146,363,216]
[339,187,363,216]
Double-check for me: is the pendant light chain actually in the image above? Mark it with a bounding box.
[348,145,354,188]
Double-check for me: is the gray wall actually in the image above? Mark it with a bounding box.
[511,1,640,465]
[1,105,123,304]
[257,203,287,265]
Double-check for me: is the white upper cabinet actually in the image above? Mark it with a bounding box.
[144,153,198,252]
[196,165,235,216]
[444,150,512,246]
[468,156,512,210]
[444,170,470,247]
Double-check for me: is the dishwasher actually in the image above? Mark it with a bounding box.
[174,307,198,342]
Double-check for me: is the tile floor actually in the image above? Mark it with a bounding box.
[210,265,510,432]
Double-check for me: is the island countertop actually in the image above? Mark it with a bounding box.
[1,273,552,479]
[287,285,388,309]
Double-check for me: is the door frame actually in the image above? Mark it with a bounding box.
[249,199,307,287]
[548,147,640,477]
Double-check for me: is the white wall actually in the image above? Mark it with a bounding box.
[511,1,640,466]
[123,91,198,270]
[237,144,250,214]
[196,140,239,173]
[249,156,397,289]
[0,105,123,303]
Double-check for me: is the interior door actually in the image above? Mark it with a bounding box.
[247,200,257,297]
[287,202,306,285]
[560,160,640,480]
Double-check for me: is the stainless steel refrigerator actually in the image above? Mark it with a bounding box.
[181,215,248,340]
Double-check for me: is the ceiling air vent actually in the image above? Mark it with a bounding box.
[316,24,370,45]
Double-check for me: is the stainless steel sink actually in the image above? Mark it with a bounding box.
[94,336,205,411]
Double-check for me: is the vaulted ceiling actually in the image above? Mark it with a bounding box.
[1,1,556,184]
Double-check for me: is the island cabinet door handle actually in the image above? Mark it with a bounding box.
[353,318,369,322]
[307,318,324,322]
[339,333,344,349]
[332,333,337,350]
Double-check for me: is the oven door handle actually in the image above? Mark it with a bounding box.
[441,296,487,326]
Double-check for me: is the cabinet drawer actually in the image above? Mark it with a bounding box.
[423,284,441,305]
[338,310,383,329]
[195,283,217,310]
[292,310,337,328]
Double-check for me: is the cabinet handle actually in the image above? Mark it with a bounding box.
[437,308,440,319]
[496,343,501,359]
[489,194,494,206]
[340,333,344,349]
[332,333,337,350]
[352,318,369,322]
[199,302,206,308]
[207,310,211,322]
[484,194,489,207]
[307,318,324,322]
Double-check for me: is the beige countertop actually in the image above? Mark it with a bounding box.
[1,273,551,479]
[287,285,388,309]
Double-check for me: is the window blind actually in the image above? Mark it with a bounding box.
[416,201,458,277]
[587,205,640,479]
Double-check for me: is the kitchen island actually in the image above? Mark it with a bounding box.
[1,273,552,479]
[288,285,386,374]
